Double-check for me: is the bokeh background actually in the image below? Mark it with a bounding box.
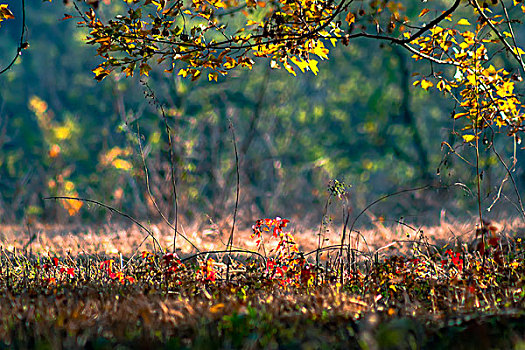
[1,0,525,229]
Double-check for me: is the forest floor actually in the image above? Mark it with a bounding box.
[0,218,524,349]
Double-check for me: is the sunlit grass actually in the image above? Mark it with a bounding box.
[0,219,524,348]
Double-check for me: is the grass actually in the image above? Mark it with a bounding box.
[0,218,524,349]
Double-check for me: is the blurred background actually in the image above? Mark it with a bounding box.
[1,0,525,230]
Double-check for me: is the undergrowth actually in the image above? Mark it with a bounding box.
[1,218,525,349]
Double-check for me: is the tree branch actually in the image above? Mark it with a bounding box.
[0,0,26,75]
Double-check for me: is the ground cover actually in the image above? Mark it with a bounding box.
[0,218,524,349]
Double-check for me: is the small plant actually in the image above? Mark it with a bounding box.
[251,217,315,286]
[100,259,136,284]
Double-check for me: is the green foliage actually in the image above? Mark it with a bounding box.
[1,0,525,226]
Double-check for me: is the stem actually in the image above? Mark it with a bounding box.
[142,81,179,253]
[316,193,331,285]
[226,120,240,281]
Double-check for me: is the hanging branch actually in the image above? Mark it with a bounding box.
[0,0,26,75]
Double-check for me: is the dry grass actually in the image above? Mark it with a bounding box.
[2,216,524,258]
[0,218,524,349]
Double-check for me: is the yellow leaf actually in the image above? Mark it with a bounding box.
[345,12,355,25]
[191,69,201,81]
[485,65,497,75]
[64,181,75,192]
[123,64,135,77]
[151,0,167,11]
[0,4,14,21]
[311,40,329,59]
[112,159,133,171]
[92,66,110,81]
[140,63,152,76]
[308,59,319,75]
[430,26,444,35]
[209,303,225,313]
[223,57,237,69]
[419,8,430,17]
[208,72,218,82]
[421,79,433,90]
[95,36,111,44]
[462,134,476,142]
[290,56,308,73]
[457,18,471,26]
[512,46,525,56]
[212,0,226,8]
[54,125,72,140]
[290,57,319,75]
[437,80,446,91]
[454,112,469,119]
[178,68,189,77]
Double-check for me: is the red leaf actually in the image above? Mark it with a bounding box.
[488,236,499,247]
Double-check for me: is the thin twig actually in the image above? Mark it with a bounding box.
[338,205,351,283]
[43,196,163,251]
[225,120,240,281]
[491,145,525,220]
[142,81,179,253]
[226,120,240,252]
[304,244,365,258]
[348,185,434,242]
[181,249,266,265]
[316,192,331,285]
[240,66,271,155]
[135,123,200,251]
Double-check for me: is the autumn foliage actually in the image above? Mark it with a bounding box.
[53,0,524,144]
[2,0,525,347]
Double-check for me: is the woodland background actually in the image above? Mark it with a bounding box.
[1,0,525,228]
